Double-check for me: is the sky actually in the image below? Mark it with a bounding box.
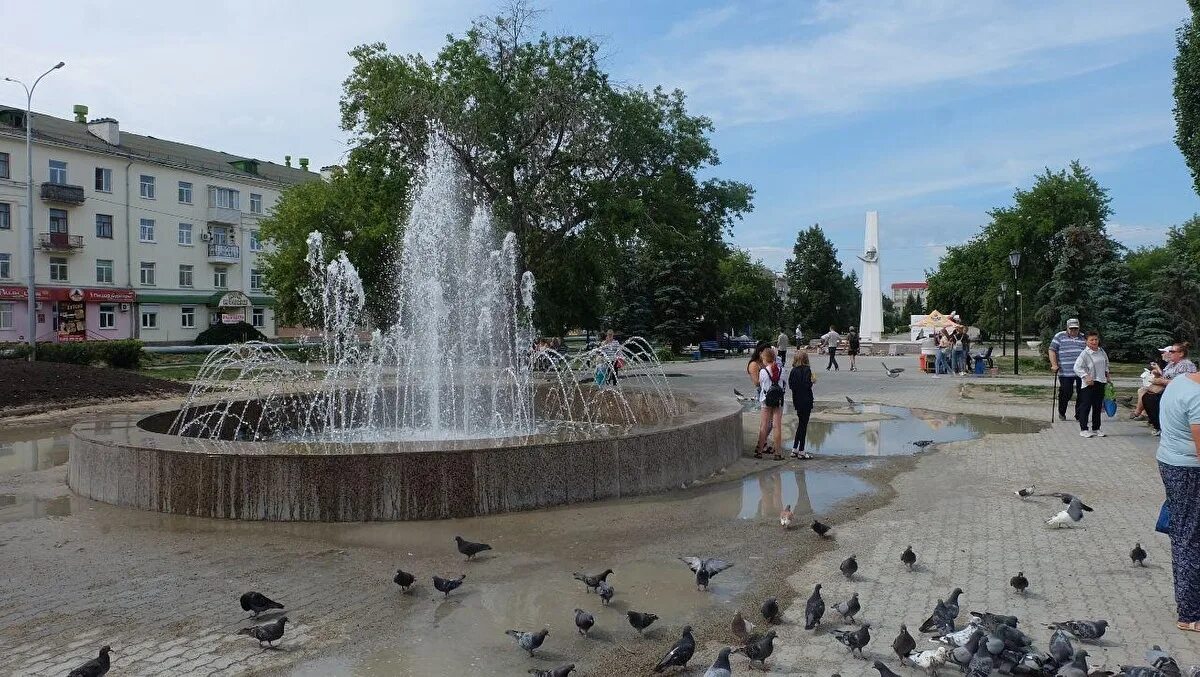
[3,0,1197,289]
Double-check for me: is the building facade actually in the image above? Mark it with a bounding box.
[0,104,315,344]
[890,281,928,307]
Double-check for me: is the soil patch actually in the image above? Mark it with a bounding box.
[0,360,189,416]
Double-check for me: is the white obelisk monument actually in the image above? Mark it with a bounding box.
[857,211,883,342]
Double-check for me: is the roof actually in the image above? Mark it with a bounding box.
[891,282,928,289]
[0,104,319,187]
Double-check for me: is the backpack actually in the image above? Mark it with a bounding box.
[764,366,785,408]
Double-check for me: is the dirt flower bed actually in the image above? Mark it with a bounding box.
[0,360,189,414]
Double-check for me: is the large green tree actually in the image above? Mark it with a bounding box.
[783,224,855,334]
[713,248,778,336]
[1175,0,1200,197]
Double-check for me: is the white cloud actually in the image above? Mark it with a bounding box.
[665,5,738,40]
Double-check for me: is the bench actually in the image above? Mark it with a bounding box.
[699,340,725,358]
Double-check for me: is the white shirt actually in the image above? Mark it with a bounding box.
[759,366,784,409]
[821,331,841,348]
[1073,346,1109,384]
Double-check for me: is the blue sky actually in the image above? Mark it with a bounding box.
[5,0,1197,288]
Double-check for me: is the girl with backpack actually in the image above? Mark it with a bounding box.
[755,346,785,460]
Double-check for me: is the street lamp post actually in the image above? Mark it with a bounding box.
[4,61,65,362]
[1008,250,1021,374]
[996,291,1005,357]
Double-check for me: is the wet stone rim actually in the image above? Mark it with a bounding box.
[67,393,742,521]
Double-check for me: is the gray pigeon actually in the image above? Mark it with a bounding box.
[805,583,826,629]
[680,556,734,591]
[704,647,733,677]
[971,611,1019,628]
[68,646,112,677]
[1057,650,1090,677]
[1052,493,1095,512]
[1147,646,1181,677]
[240,591,284,617]
[573,568,613,592]
[944,587,964,620]
[731,611,755,642]
[874,660,904,677]
[950,629,985,668]
[834,593,861,623]
[920,599,955,634]
[628,610,659,634]
[432,574,465,597]
[893,624,916,662]
[735,630,777,669]
[968,644,996,677]
[812,520,832,537]
[653,625,695,673]
[237,616,287,648]
[597,580,614,605]
[455,535,492,560]
[506,627,549,656]
[901,545,917,570]
[1131,543,1147,566]
[840,555,858,579]
[1010,572,1029,594]
[1049,629,1075,665]
[1119,665,1168,677]
[528,665,575,677]
[883,363,906,378]
[761,596,781,623]
[574,608,594,636]
[393,569,415,592]
[832,622,872,657]
[1048,620,1108,642]
[913,439,936,448]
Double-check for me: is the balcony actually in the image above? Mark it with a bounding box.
[39,232,85,252]
[40,182,86,206]
[207,206,241,225]
[207,243,240,263]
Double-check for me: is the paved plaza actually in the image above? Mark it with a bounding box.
[0,355,1195,676]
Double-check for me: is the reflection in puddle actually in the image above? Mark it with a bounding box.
[734,469,872,520]
[0,494,72,523]
[0,430,71,473]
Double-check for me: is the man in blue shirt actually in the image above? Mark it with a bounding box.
[1049,318,1086,421]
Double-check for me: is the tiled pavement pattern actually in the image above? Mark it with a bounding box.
[2,356,1196,675]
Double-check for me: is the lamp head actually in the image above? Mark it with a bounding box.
[1008,250,1021,269]
[54,62,65,69]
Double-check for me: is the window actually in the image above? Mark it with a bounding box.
[98,304,116,329]
[95,214,113,238]
[0,152,9,179]
[0,253,9,279]
[139,261,156,286]
[250,268,263,290]
[139,218,155,242]
[49,209,68,234]
[95,167,112,192]
[249,230,262,252]
[49,257,68,281]
[209,186,240,210]
[179,264,193,287]
[178,181,193,204]
[96,259,113,284]
[252,308,265,328]
[213,267,227,288]
[250,193,263,214]
[139,174,156,199]
[0,302,12,329]
[0,203,9,230]
[140,304,159,329]
[49,160,67,184]
[178,223,193,245]
[181,306,195,328]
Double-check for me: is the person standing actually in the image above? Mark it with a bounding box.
[755,347,785,460]
[846,326,861,371]
[1049,318,1086,421]
[1145,342,1197,437]
[1156,369,1200,633]
[788,351,815,459]
[600,329,622,385]
[776,328,790,365]
[821,326,841,371]
[747,342,770,411]
[951,325,967,375]
[933,329,952,378]
[1073,330,1111,438]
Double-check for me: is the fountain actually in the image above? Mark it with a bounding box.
[68,137,741,521]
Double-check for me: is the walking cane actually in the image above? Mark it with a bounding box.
[1050,370,1057,423]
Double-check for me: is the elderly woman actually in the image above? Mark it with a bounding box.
[1157,368,1200,633]
[1073,330,1111,438]
[1146,343,1197,437]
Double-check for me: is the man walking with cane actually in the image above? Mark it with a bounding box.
[1049,318,1086,422]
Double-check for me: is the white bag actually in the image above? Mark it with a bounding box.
[1140,369,1153,389]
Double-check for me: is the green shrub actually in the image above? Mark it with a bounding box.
[99,340,144,368]
[194,322,267,345]
[0,339,143,367]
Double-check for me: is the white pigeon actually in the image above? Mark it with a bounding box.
[1046,497,1086,528]
[780,504,794,530]
[931,624,979,647]
[911,646,952,676]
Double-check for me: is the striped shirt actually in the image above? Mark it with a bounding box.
[1050,330,1086,370]
[1164,358,1198,379]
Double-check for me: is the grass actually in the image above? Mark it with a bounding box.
[976,383,1055,399]
[989,355,1145,377]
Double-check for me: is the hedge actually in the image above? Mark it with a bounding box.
[194,322,267,345]
[0,339,144,368]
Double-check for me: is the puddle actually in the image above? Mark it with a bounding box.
[0,428,72,473]
[728,469,873,520]
[745,404,1045,456]
[0,494,72,523]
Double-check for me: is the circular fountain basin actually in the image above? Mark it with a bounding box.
[68,393,741,521]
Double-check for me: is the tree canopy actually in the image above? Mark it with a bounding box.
[1175,0,1200,196]
[783,224,859,334]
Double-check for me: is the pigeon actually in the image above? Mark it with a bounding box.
[1046,497,1086,527]
[780,504,794,529]
[988,623,1034,651]
[911,646,952,676]
[732,610,755,642]
[804,583,826,629]
[704,647,734,677]
[1131,543,1147,566]
[913,439,936,449]
[528,666,575,677]
[902,545,917,570]
[628,610,659,634]
[840,555,858,579]
[455,535,493,560]
[239,591,284,617]
[1118,665,1169,677]
[920,599,956,634]
[1057,650,1091,677]
[574,608,595,636]
[761,596,781,623]
[1048,628,1075,664]
[934,624,981,648]
[393,569,415,592]
[972,611,1019,629]
[846,396,857,406]
[680,556,734,591]
[1015,485,1036,499]
[874,660,904,677]
[1010,572,1029,594]
[1048,620,1108,642]
[883,363,905,378]
[735,630,777,669]
[1146,645,1181,677]
[432,573,465,597]
[653,625,695,673]
[1052,493,1095,512]
[944,587,964,620]
[949,629,986,669]
[835,592,861,623]
[832,622,872,657]
[968,643,996,677]
[573,568,614,592]
[734,388,750,401]
[68,645,112,677]
[893,624,917,662]
[812,520,832,537]
[506,628,550,656]
[237,616,288,648]
[597,580,614,605]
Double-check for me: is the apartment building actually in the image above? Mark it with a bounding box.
[890,281,928,307]
[0,104,316,344]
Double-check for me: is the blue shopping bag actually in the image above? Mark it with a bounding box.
[1156,501,1171,535]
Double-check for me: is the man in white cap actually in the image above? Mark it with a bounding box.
[1049,318,1086,421]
